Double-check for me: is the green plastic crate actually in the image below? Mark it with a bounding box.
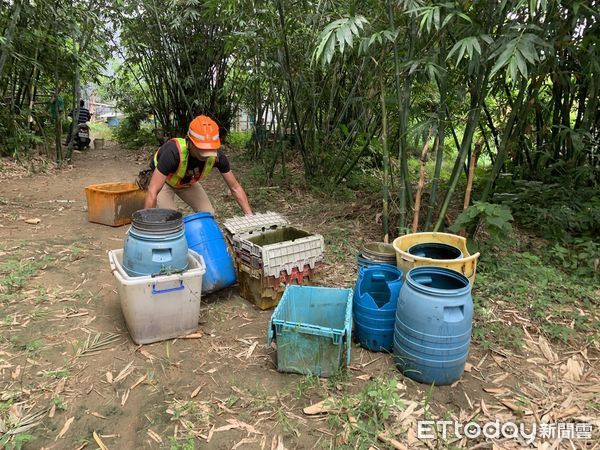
[267,285,353,377]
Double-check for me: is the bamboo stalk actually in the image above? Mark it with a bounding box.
[459,140,482,237]
[380,78,390,243]
[412,130,433,233]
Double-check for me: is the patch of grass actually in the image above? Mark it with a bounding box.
[326,377,405,448]
[0,258,44,294]
[52,395,66,411]
[170,435,196,450]
[23,339,44,354]
[474,246,599,347]
[39,367,70,379]
[88,122,113,140]
[295,374,321,399]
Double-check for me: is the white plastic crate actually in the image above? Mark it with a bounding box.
[224,213,325,278]
[223,211,288,244]
[108,249,206,345]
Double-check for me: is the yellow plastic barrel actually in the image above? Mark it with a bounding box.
[392,232,480,285]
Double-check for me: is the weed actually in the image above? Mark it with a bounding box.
[0,432,34,450]
[23,339,43,354]
[295,374,321,399]
[0,259,43,293]
[170,435,196,450]
[276,409,299,437]
[474,247,599,347]
[39,368,70,379]
[52,395,66,411]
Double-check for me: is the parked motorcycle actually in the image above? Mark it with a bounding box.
[73,123,91,151]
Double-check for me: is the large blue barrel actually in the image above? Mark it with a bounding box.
[183,212,237,294]
[394,266,473,385]
[353,266,402,351]
[123,209,189,277]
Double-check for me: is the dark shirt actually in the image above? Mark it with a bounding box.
[151,139,231,185]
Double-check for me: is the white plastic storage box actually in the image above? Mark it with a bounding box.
[108,249,206,345]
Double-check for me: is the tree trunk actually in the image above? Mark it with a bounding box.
[412,130,432,233]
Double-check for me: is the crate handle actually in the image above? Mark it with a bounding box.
[152,280,185,294]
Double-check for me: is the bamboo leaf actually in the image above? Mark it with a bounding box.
[515,51,528,79]
[490,45,514,76]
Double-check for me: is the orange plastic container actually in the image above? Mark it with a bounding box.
[84,182,145,227]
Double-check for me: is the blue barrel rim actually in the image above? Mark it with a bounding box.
[183,211,214,223]
[359,265,403,279]
[406,266,470,297]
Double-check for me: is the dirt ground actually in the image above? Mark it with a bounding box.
[0,142,598,450]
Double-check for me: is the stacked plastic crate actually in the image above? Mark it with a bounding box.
[223,212,325,309]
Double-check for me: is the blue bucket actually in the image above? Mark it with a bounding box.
[183,212,237,294]
[353,266,402,352]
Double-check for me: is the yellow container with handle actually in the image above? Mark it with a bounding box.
[392,232,480,285]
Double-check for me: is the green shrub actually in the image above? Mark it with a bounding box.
[225,130,251,149]
[449,201,513,242]
[113,114,157,148]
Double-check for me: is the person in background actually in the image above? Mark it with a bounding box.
[66,100,91,144]
[142,115,252,216]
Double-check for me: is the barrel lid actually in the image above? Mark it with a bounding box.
[223,212,289,237]
[132,208,183,233]
[362,242,396,261]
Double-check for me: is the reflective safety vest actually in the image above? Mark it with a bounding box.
[154,138,216,188]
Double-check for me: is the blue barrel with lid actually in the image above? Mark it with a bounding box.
[183,212,236,294]
[394,266,473,385]
[353,266,402,351]
[122,208,189,277]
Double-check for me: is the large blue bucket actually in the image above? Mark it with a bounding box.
[183,212,236,294]
[394,266,473,385]
[122,209,188,277]
[353,266,402,351]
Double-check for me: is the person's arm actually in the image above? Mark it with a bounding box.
[221,171,252,215]
[144,170,168,209]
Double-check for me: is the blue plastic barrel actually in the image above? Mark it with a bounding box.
[183,212,236,294]
[122,209,188,277]
[394,266,473,385]
[353,266,402,351]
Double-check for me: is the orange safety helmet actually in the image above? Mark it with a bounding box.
[187,115,220,155]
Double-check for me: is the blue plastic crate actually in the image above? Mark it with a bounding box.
[267,285,353,377]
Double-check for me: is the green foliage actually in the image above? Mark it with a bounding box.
[312,16,369,66]
[0,433,34,450]
[0,258,46,295]
[497,180,600,241]
[548,240,600,278]
[225,131,252,149]
[474,248,599,346]
[356,378,403,427]
[113,115,157,149]
[449,201,513,241]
